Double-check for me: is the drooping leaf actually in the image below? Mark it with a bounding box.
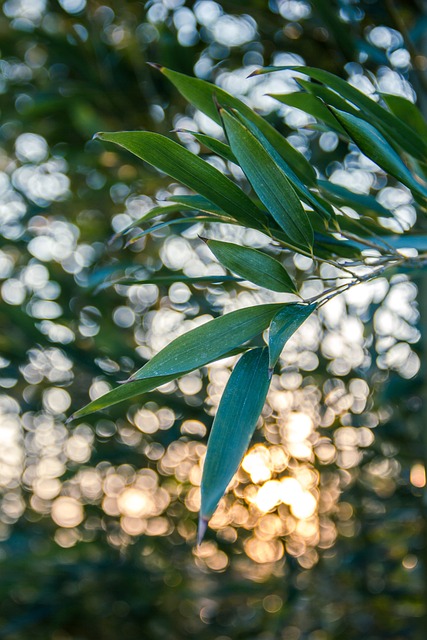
[95,273,242,292]
[129,303,285,381]
[381,93,427,142]
[177,130,237,164]
[269,91,346,134]
[95,131,266,229]
[251,66,427,160]
[126,215,233,245]
[155,65,317,187]
[330,108,427,199]
[236,112,334,221]
[207,239,297,293]
[317,180,393,217]
[69,346,247,421]
[220,109,314,251]
[199,347,271,534]
[269,303,316,370]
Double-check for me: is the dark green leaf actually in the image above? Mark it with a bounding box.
[177,130,237,163]
[207,239,297,293]
[330,108,427,199]
[95,131,266,229]
[269,303,316,370]
[158,65,317,187]
[199,347,271,531]
[317,180,393,217]
[129,303,285,381]
[221,109,314,251]
[269,91,346,134]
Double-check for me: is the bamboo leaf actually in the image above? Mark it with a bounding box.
[127,215,233,245]
[236,112,334,221]
[381,93,427,142]
[269,91,346,134]
[317,180,393,217]
[95,131,266,229]
[207,239,297,293]
[69,346,247,421]
[251,66,427,160]
[156,65,317,187]
[95,274,242,292]
[199,347,271,535]
[221,109,314,251]
[330,108,427,199]
[129,303,285,381]
[177,130,237,163]
[269,303,316,370]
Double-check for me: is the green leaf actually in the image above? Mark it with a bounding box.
[330,108,427,199]
[207,239,297,293]
[199,347,271,532]
[252,66,427,160]
[69,346,247,420]
[129,303,285,381]
[221,109,314,251]
[381,93,427,142]
[236,112,334,221]
[177,130,237,164]
[95,131,266,229]
[317,180,393,218]
[269,91,346,134]
[95,273,242,292]
[156,65,317,187]
[269,303,316,370]
[126,215,233,245]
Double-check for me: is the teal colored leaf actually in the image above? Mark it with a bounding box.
[236,112,334,221]
[95,273,242,292]
[129,303,284,381]
[269,91,346,134]
[330,108,427,199]
[207,239,297,293]
[381,93,427,142]
[126,215,233,245]
[221,109,314,251]
[95,131,266,229]
[199,347,271,533]
[269,303,316,370]
[177,130,237,164]
[251,66,427,160]
[317,180,393,218]
[69,346,247,421]
[156,65,317,187]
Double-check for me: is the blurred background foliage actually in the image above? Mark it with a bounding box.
[1,0,427,638]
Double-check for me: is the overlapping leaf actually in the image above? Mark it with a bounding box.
[199,347,271,538]
[220,109,314,251]
[269,303,316,370]
[155,65,317,187]
[95,131,266,229]
[207,239,297,293]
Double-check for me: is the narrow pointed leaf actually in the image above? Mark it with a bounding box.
[178,130,237,163]
[252,66,427,160]
[95,131,266,229]
[317,180,393,217]
[200,347,271,524]
[269,303,316,370]
[157,65,317,187]
[236,112,334,221]
[129,303,284,381]
[221,109,314,251]
[269,91,346,134]
[127,215,232,244]
[330,108,427,199]
[69,346,248,420]
[207,239,297,293]
[96,274,242,292]
[381,93,427,142]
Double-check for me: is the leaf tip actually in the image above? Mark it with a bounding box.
[198,235,209,244]
[147,62,163,71]
[197,515,209,545]
[65,413,75,425]
[92,132,104,141]
[247,68,261,78]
